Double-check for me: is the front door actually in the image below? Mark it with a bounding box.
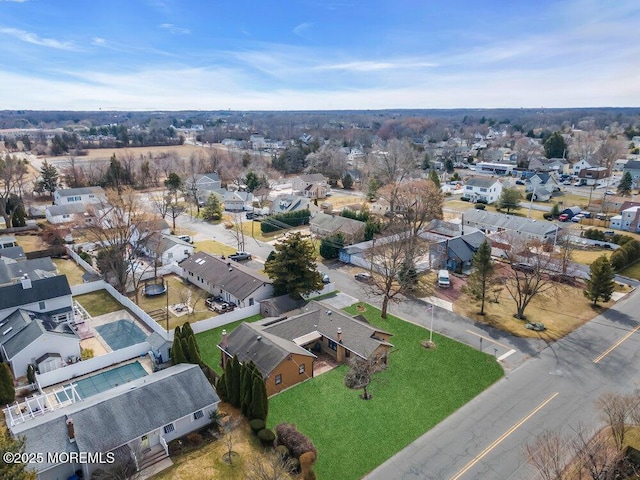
[141,435,149,450]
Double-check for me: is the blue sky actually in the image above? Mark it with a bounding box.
[0,0,638,110]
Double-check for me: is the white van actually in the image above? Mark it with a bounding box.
[438,270,451,288]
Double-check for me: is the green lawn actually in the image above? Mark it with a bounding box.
[193,239,237,257]
[267,304,504,480]
[74,291,123,317]
[53,258,86,286]
[196,313,263,375]
[619,260,640,280]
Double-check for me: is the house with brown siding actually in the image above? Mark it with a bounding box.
[219,301,393,396]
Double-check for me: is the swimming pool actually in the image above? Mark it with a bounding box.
[56,361,148,401]
[96,319,148,350]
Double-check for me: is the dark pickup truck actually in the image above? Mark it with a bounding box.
[229,251,252,261]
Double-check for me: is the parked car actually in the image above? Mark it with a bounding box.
[605,190,615,195]
[354,272,373,283]
[571,214,585,222]
[229,251,252,261]
[437,269,451,288]
[562,180,572,185]
[321,273,331,284]
[177,234,193,243]
[515,180,525,186]
[205,297,215,309]
[214,303,235,313]
[559,213,570,221]
[511,262,535,274]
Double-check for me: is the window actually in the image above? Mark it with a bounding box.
[38,301,45,310]
[299,364,305,374]
[163,423,175,434]
[328,340,337,351]
[193,410,204,420]
[480,188,487,192]
[275,374,282,385]
[168,252,173,260]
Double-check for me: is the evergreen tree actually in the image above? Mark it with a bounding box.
[0,425,36,480]
[224,359,233,400]
[216,373,228,402]
[174,325,182,342]
[319,233,345,260]
[230,356,242,407]
[26,364,36,384]
[264,232,324,298]
[187,336,202,365]
[543,131,567,159]
[341,173,353,189]
[497,188,522,214]
[585,255,615,306]
[38,160,59,195]
[618,171,633,196]
[201,194,223,221]
[170,337,186,365]
[422,153,431,170]
[250,375,269,421]
[550,202,561,218]
[466,240,495,315]
[240,363,254,416]
[428,169,441,189]
[0,363,15,404]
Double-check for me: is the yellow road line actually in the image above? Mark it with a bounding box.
[465,329,510,350]
[593,324,640,364]
[449,392,559,480]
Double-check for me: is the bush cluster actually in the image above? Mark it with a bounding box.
[275,423,317,459]
[261,209,311,233]
[257,428,276,445]
[610,239,640,271]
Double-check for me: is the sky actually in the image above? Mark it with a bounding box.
[0,0,639,111]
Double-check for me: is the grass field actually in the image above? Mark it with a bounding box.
[571,249,610,265]
[74,291,123,317]
[14,234,48,253]
[42,144,220,162]
[193,239,237,257]
[267,303,504,480]
[53,258,86,286]
[196,313,263,375]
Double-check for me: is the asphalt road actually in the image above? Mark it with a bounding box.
[365,288,640,480]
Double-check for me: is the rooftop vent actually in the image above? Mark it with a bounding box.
[256,335,262,341]
[2,327,12,336]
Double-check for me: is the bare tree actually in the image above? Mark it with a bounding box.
[373,139,419,213]
[502,237,557,320]
[91,441,143,480]
[594,137,626,175]
[82,188,154,294]
[571,424,621,480]
[551,231,578,278]
[344,352,387,400]
[569,130,599,161]
[0,154,28,226]
[149,189,171,219]
[595,392,634,452]
[166,200,186,232]
[216,415,242,465]
[524,429,571,480]
[230,212,246,251]
[246,450,297,480]
[381,178,444,237]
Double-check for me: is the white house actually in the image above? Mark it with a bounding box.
[221,190,253,212]
[612,206,640,232]
[0,275,78,378]
[525,173,560,194]
[7,364,220,480]
[137,234,194,266]
[53,187,106,206]
[184,173,222,205]
[45,204,89,224]
[181,252,273,307]
[291,174,330,199]
[462,208,561,243]
[130,218,171,247]
[463,177,503,204]
[571,159,593,176]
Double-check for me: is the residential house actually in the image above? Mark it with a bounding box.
[6,364,220,480]
[259,295,307,318]
[463,177,503,204]
[611,205,640,232]
[370,198,391,216]
[0,246,26,263]
[462,208,561,243]
[220,190,253,212]
[291,174,330,199]
[623,160,640,182]
[219,302,393,396]
[310,212,366,245]
[180,252,273,307]
[184,173,222,205]
[0,236,18,249]
[525,173,560,194]
[0,257,57,285]
[250,134,266,150]
[0,275,77,378]
[130,218,171,247]
[571,159,594,176]
[45,204,89,224]
[137,233,194,266]
[528,157,569,174]
[53,187,105,206]
[429,231,488,273]
[270,194,310,214]
[578,167,609,183]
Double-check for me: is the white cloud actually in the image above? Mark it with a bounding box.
[92,37,106,46]
[0,0,29,3]
[159,23,191,35]
[0,27,75,50]
[293,22,312,37]
[315,60,438,72]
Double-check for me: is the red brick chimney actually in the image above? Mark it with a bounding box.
[220,329,228,349]
[337,327,343,344]
[66,418,75,443]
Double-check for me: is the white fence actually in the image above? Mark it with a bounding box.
[190,304,261,335]
[36,342,152,388]
[66,245,100,276]
[302,282,336,300]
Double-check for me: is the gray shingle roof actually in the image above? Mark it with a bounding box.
[14,364,220,470]
[56,186,105,197]
[221,322,315,377]
[0,275,71,311]
[8,257,56,280]
[0,246,25,261]
[310,212,365,236]
[463,208,559,237]
[259,295,307,316]
[1,310,78,359]
[181,252,271,300]
[47,203,89,216]
[464,177,500,189]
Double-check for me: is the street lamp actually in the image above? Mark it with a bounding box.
[428,303,435,344]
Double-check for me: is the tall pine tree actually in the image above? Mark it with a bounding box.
[585,255,615,306]
[250,375,269,422]
[466,240,495,315]
[0,363,15,404]
[230,356,242,407]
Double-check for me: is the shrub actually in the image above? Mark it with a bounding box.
[81,348,94,360]
[300,451,317,479]
[474,204,486,210]
[476,198,488,204]
[187,432,202,446]
[275,423,317,459]
[276,445,290,459]
[257,428,276,446]
[249,419,266,433]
